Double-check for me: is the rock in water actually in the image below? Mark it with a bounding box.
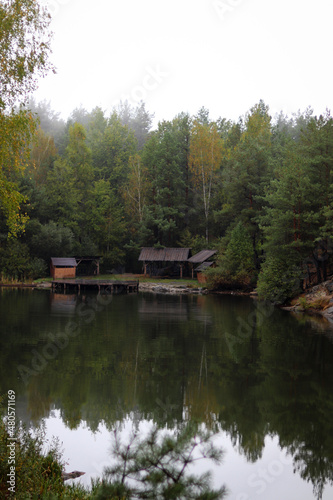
[62,470,85,481]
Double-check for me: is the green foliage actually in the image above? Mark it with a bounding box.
[256,256,302,304]
[205,223,255,291]
[0,0,54,109]
[93,423,227,500]
[298,296,310,310]
[0,239,30,281]
[141,115,190,245]
[0,0,53,238]
[222,222,254,275]
[205,267,252,291]
[0,397,227,499]
[0,109,35,238]
[29,257,48,279]
[177,229,208,255]
[28,220,75,261]
[117,100,154,150]
[0,400,85,498]
[3,96,333,295]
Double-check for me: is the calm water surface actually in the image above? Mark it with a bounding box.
[1,288,333,499]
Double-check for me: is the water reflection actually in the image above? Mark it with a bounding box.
[1,289,333,498]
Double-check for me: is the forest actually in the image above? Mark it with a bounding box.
[1,95,333,302]
[1,1,333,303]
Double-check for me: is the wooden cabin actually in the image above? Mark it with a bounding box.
[188,250,217,280]
[50,257,77,279]
[138,247,191,278]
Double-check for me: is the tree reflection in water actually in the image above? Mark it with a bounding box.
[1,289,333,499]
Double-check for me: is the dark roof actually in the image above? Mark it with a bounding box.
[51,257,77,267]
[74,256,101,260]
[188,250,216,264]
[195,261,214,272]
[139,248,191,262]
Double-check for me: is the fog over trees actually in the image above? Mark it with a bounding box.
[1,95,333,300]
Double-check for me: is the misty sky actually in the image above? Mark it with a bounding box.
[35,0,333,124]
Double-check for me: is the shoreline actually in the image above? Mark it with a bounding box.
[0,283,36,288]
[281,278,333,320]
[138,282,208,294]
[0,279,255,296]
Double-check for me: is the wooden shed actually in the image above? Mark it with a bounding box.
[138,248,191,278]
[75,256,101,275]
[188,250,217,279]
[195,261,216,283]
[50,257,77,279]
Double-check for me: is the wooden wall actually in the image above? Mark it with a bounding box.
[51,266,76,279]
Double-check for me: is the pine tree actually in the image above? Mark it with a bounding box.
[141,117,189,245]
[93,423,227,500]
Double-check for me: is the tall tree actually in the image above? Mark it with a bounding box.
[117,100,154,150]
[123,154,149,226]
[0,0,53,109]
[87,179,127,264]
[27,98,66,148]
[189,119,224,242]
[0,0,53,237]
[44,123,94,241]
[223,101,272,267]
[94,111,137,186]
[142,117,189,245]
[299,111,333,281]
[257,136,319,301]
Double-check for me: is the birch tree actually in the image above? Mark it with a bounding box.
[124,154,148,224]
[189,120,224,242]
[0,0,53,236]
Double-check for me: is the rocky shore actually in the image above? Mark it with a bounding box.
[139,282,208,295]
[34,280,208,294]
[283,278,333,319]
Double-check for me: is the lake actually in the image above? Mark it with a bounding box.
[1,288,333,499]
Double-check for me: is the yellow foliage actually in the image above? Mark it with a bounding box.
[189,120,224,220]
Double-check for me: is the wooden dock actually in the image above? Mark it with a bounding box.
[51,279,139,294]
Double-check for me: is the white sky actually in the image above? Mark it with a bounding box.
[35,0,333,125]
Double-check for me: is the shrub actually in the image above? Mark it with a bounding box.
[0,399,88,499]
[28,257,48,279]
[257,256,302,304]
[205,267,252,291]
[0,240,31,281]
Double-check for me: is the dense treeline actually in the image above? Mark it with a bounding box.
[1,97,333,301]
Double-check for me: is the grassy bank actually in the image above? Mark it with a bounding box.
[33,274,201,287]
[0,406,89,498]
